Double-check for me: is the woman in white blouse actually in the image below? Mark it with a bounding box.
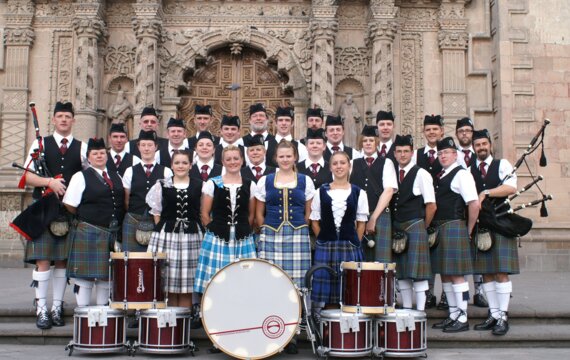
[310,151,369,312]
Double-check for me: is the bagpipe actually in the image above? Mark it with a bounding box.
[477,119,553,247]
[9,102,69,240]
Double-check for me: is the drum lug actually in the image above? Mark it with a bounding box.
[372,346,386,358]
[65,341,74,356]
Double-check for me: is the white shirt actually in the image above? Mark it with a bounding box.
[249,163,267,174]
[154,139,190,164]
[202,179,256,211]
[475,155,517,189]
[196,158,215,174]
[63,167,110,207]
[122,162,173,190]
[219,137,244,148]
[399,162,436,203]
[439,163,478,204]
[110,149,141,167]
[145,177,190,216]
[303,158,326,172]
[411,144,438,165]
[275,134,308,162]
[310,187,369,224]
[377,139,393,153]
[25,132,88,172]
[456,146,475,169]
[376,157,399,191]
[254,174,316,202]
[327,141,362,159]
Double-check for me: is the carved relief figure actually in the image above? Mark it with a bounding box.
[337,94,362,148]
[108,90,133,125]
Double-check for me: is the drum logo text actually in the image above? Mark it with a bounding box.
[262,315,285,339]
[137,268,145,294]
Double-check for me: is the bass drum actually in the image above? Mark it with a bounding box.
[202,259,301,360]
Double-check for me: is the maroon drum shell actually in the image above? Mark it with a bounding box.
[76,316,124,346]
[111,257,165,303]
[140,317,189,348]
[323,319,368,350]
[378,321,422,351]
[342,267,395,307]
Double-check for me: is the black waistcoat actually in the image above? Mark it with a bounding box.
[297,161,333,189]
[416,147,442,182]
[324,145,355,161]
[350,157,386,210]
[316,183,361,245]
[157,178,202,234]
[77,168,125,228]
[106,152,133,177]
[190,163,223,182]
[240,165,276,184]
[207,179,252,241]
[128,163,167,215]
[434,167,465,221]
[128,137,168,158]
[390,166,425,222]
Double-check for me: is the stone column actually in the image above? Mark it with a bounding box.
[367,0,398,114]
[310,1,339,114]
[72,0,107,140]
[132,0,163,136]
[439,0,469,131]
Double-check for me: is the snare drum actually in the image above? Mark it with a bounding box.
[202,259,301,360]
[319,309,373,358]
[110,252,167,310]
[136,307,193,354]
[67,306,126,354]
[340,262,396,314]
[374,309,427,358]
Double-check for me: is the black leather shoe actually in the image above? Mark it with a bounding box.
[443,319,469,333]
[36,309,52,330]
[425,290,437,309]
[51,305,65,327]
[492,318,509,335]
[474,312,498,331]
[284,343,298,355]
[190,303,203,330]
[437,291,449,310]
[432,317,454,329]
[208,347,222,354]
[474,293,489,308]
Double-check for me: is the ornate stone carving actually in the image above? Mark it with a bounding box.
[35,2,74,17]
[4,27,34,46]
[132,18,162,39]
[72,18,106,38]
[335,47,369,79]
[2,90,27,112]
[310,20,339,41]
[368,21,398,41]
[399,7,439,32]
[222,26,252,45]
[267,29,313,87]
[0,119,27,168]
[6,0,34,15]
[50,32,74,110]
[438,31,469,50]
[400,33,424,143]
[105,45,136,75]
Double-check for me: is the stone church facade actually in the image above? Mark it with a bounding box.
[1,0,569,269]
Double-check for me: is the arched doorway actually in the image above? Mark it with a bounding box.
[178,47,293,137]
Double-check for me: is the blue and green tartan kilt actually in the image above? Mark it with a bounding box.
[24,228,69,264]
[194,228,257,294]
[363,209,392,262]
[121,212,151,252]
[258,224,311,288]
[67,222,115,280]
[311,239,364,303]
[472,231,520,275]
[430,220,473,276]
[393,219,432,281]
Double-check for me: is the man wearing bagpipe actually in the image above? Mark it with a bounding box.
[470,129,518,336]
[18,101,87,330]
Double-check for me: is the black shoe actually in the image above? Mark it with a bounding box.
[492,317,509,336]
[443,319,470,333]
[425,290,437,309]
[51,305,65,327]
[36,309,52,330]
[284,343,298,355]
[474,311,498,331]
[437,291,449,310]
[432,317,454,329]
[208,347,222,354]
[474,293,489,308]
[190,303,203,330]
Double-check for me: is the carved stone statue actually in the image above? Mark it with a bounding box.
[338,93,362,148]
[108,90,133,125]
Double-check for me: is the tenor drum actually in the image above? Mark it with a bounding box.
[136,307,193,354]
[340,262,396,314]
[374,309,427,358]
[202,259,301,360]
[319,310,373,358]
[110,252,167,310]
[68,306,126,354]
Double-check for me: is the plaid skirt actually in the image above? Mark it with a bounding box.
[430,220,473,276]
[148,227,202,294]
[121,212,151,252]
[363,209,392,262]
[393,219,432,281]
[67,222,115,280]
[472,232,520,275]
[193,228,257,294]
[311,239,364,303]
[258,224,311,288]
[24,228,69,264]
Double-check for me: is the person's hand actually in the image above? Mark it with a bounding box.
[366,217,377,234]
[48,178,66,196]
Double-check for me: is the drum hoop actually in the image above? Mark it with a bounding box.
[320,309,373,320]
[201,258,301,360]
[73,306,124,317]
[341,261,397,271]
[377,309,427,321]
[110,251,167,260]
[140,307,191,317]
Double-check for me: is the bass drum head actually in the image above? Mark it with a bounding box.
[202,259,301,360]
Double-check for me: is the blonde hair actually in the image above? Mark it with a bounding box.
[274,139,298,172]
[221,145,244,167]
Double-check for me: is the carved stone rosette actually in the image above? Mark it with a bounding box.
[310,19,338,112]
[368,20,398,113]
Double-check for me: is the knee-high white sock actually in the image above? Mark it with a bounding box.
[414,280,429,311]
[33,270,52,314]
[482,281,500,319]
[443,282,458,319]
[95,280,111,306]
[452,282,470,322]
[52,269,67,310]
[74,279,93,307]
[495,281,512,317]
[398,279,413,309]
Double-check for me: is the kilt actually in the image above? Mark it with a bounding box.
[148,227,202,294]
[363,209,392,262]
[194,227,257,294]
[472,232,520,275]
[67,222,115,280]
[393,219,432,281]
[24,229,69,264]
[258,224,311,288]
[121,212,151,252]
[430,220,473,276]
[311,240,364,303]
